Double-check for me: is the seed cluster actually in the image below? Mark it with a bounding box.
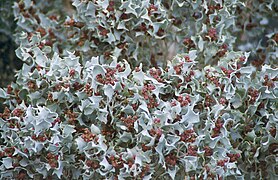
[187,145,197,156]
[47,152,58,169]
[247,88,259,104]
[212,119,223,138]
[173,62,184,75]
[177,95,191,107]
[142,84,159,108]
[86,159,100,169]
[65,110,78,125]
[165,153,177,166]
[149,68,163,82]
[180,129,197,143]
[227,153,240,162]
[220,66,234,78]
[81,128,97,143]
[96,68,117,85]
[120,115,138,131]
[108,155,124,169]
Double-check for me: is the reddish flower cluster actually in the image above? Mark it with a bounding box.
[227,153,240,162]
[205,72,220,87]
[141,144,152,152]
[1,147,15,157]
[81,128,97,142]
[156,28,165,37]
[251,59,265,68]
[183,38,195,49]
[165,153,177,166]
[216,44,228,57]
[207,4,223,15]
[207,28,217,41]
[120,115,138,131]
[187,145,197,156]
[204,146,213,156]
[101,124,115,138]
[220,66,233,78]
[53,83,62,91]
[51,117,61,127]
[247,88,259,104]
[47,93,54,102]
[184,56,192,63]
[153,118,160,124]
[96,67,117,85]
[212,119,223,138]
[47,152,58,168]
[7,84,13,94]
[139,22,148,32]
[6,119,20,129]
[72,82,83,90]
[65,110,78,125]
[148,4,158,16]
[263,75,275,88]
[84,83,93,96]
[27,81,37,91]
[64,18,85,28]
[86,159,100,169]
[98,26,109,36]
[239,56,246,62]
[171,100,177,107]
[177,95,191,107]
[126,157,135,168]
[120,12,129,20]
[0,107,11,120]
[37,27,46,37]
[116,63,125,72]
[142,84,159,108]
[108,155,124,169]
[69,69,75,77]
[204,94,215,107]
[219,97,227,105]
[107,1,115,12]
[270,127,276,137]
[149,128,163,140]
[180,129,196,143]
[217,159,228,167]
[12,108,24,117]
[174,62,184,75]
[149,68,163,82]
[32,133,48,142]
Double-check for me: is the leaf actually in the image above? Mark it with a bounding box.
[100,157,112,172]
[0,88,7,98]
[2,157,13,169]
[168,166,178,180]
[19,89,28,100]
[35,54,48,67]
[53,161,64,178]
[90,124,101,134]
[117,60,132,79]
[132,64,145,85]
[61,124,76,137]
[76,136,87,152]
[181,106,200,124]
[104,84,114,101]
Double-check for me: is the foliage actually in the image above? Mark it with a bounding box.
[0,0,22,88]
[0,0,277,179]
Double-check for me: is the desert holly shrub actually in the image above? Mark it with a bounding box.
[0,0,277,179]
[13,0,251,68]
